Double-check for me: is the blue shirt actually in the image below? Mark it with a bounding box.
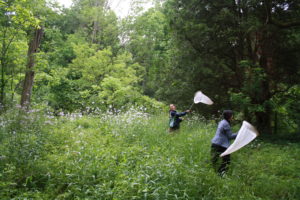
[211,119,237,148]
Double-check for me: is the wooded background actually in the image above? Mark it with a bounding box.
[0,0,299,134]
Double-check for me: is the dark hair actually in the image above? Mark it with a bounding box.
[223,110,233,121]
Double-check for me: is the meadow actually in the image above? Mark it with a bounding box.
[0,108,299,200]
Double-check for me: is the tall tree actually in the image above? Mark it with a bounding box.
[0,0,38,110]
[72,0,120,52]
[20,27,43,109]
[19,0,59,109]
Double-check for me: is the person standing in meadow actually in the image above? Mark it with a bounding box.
[169,104,190,132]
[211,110,237,176]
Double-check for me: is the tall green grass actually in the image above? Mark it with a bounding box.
[0,109,299,199]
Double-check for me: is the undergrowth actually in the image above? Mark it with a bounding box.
[0,108,299,199]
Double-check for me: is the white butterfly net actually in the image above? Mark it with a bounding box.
[220,121,259,157]
[194,91,213,105]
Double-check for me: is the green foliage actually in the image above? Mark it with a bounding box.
[0,108,51,197]
[0,0,43,108]
[270,85,300,134]
[0,110,299,199]
[72,0,120,52]
[49,76,82,112]
[41,42,164,113]
[162,0,300,133]
[123,7,172,97]
[0,0,40,29]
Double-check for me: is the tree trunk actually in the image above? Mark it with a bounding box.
[252,27,276,134]
[255,103,272,134]
[0,59,5,109]
[0,29,7,109]
[20,28,43,109]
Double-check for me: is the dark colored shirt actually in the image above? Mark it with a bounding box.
[169,110,187,129]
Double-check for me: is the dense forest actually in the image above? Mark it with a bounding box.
[0,0,300,199]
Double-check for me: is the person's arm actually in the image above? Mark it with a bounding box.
[176,111,187,117]
[170,110,186,117]
[176,110,191,117]
[223,123,237,139]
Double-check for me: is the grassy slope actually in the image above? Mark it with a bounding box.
[0,112,299,199]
